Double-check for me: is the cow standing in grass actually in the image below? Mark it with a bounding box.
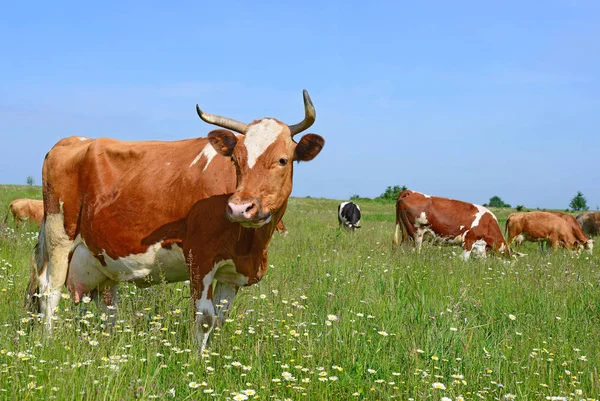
[27,90,324,352]
[338,202,361,231]
[5,198,44,227]
[392,190,508,260]
[506,212,585,252]
[545,211,593,253]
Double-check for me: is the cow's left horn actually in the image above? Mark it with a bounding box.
[196,105,249,134]
[288,89,316,136]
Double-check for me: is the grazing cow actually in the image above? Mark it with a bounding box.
[275,220,288,235]
[576,211,600,237]
[505,212,584,252]
[392,190,508,260]
[27,90,324,352]
[546,211,593,253]
[4,199,44,227]
[338,202,361,231]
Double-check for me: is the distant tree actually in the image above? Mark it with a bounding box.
[488,195,511,208]
[376,185,407,201]
[26,176,34,186]
[350,194,361,201]
[569,191,589,211]
[515,205,525,212]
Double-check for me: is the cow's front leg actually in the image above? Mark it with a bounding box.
[189,258,217,354]
[213,281,238,327]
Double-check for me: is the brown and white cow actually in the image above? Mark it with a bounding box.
[5,198,44,227]
[392,190,508,260]
[505,212,584,252]
[546,211,593,253]
[576,211,600,238]
[27,90,324,352]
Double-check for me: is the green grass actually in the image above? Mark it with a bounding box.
[0,185,598,400]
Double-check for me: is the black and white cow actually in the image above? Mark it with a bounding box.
[338,202,361,231]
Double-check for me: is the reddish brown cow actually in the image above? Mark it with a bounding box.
[546,211,593,253]
[505,212,584,252]
[27,90,324,352]
[392,190,508,260]
[5,198,44,227]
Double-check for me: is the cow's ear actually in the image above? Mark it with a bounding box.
[295,134,324,162]
[208,130,238,157]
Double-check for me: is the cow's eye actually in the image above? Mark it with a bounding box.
[278,158,288,166]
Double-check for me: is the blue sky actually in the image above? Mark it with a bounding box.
[1,1,599,209]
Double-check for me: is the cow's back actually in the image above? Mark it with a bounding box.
[44,136,237,256]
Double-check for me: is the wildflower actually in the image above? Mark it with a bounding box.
[189,382,200,388]
[367,368,377,374]
[259,294,266,299]
[88,340,99,346]
[233,394,249,401]
[508,314,516,321]
[450,327,458,332]
[325,321,332,326]
[378,331,389,336]
[82,296,91,303]
[282,371,294,381]
[203,389,214,394]
[167,388,175,397]
[441,397,452,401]
[432,382,446,390]
[329,376,338,381]
[579,355,587,361]
[242,389,256,396]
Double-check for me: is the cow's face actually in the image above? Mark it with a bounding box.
[199,90,323,228]
[208,121,323,227]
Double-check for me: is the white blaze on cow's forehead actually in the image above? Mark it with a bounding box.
[245,119,286,169]
[414,191,431,198]
[189,143,218,171]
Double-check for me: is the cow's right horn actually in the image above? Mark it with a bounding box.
[196,105,249,134]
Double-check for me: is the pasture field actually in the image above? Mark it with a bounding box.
[0,185,599,400]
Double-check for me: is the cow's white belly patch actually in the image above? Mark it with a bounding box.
[68,240,188,291]
[99,242,188,285]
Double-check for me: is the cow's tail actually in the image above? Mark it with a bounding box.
[392,200,404,250]
[25,219,46,314]
[3,202,14,225]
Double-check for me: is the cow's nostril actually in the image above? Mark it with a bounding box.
[245,204,254,213]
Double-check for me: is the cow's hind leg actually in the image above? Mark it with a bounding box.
[40,212,73,330]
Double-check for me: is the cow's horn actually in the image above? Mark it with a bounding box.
[196,105,249,134]
[288,89,316,136]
